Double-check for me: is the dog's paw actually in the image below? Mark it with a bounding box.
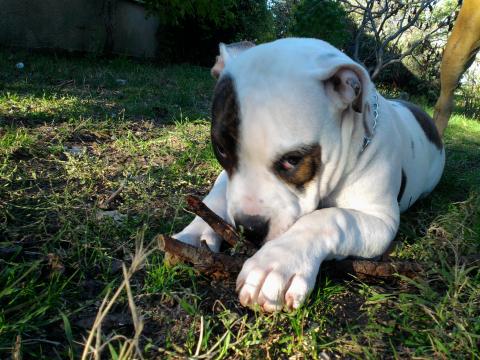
[173,217,222,252]
[236,240,318,312]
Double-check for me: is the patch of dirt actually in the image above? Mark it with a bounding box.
[329,289,367,328]
[0,115,44,127]
[141,300,196,348]
[74,312,134,330]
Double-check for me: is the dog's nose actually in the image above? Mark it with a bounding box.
[234,214,270,245]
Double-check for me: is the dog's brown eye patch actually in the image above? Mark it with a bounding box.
[274,144,321,189]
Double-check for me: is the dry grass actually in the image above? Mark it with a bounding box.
[81,230,154,360]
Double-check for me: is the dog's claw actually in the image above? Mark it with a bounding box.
[235,278,245,293]
[237,266,267,307]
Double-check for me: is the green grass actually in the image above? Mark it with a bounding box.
[0,49,479,359]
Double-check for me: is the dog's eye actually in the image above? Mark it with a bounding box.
[279,155,302,171]
[215,143,227,158]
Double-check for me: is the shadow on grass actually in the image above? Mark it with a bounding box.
[0,49,215,127]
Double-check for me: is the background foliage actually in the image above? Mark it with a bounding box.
[141,0,472,102]
[290,0,353,49]
[143,0,274,65]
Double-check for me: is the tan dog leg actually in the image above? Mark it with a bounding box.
[434,0,480,136]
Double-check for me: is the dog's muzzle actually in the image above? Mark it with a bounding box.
[234,214,270,245]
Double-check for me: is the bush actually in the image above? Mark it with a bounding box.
[142,0,235,27]
[145,0,274,65]
[458,66,480,118]
[289,0,353,50]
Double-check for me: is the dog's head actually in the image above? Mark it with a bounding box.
[211,38,372,244]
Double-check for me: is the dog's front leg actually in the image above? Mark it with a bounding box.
[236,206,399,312]
[173,171,229,251]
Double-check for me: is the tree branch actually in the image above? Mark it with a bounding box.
[185,195,239,247]
[157,234,425,280]
[158,196,427,281]
[340,0,450,79]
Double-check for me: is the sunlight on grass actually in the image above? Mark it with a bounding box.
[0,51,214,125]
[445,113,480,149]
[0,49,479,358]
[353,193,480,358]
[0,92,92,123]
[0,127,36,156]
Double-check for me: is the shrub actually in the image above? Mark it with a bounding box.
[144,0,274,65]
[289,0,353,50]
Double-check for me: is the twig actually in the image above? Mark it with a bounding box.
[322,258,423,280]
[159,196,480,281]
[56,79,74,89]
[12,335,21,360]
[186,195,241,247]
[157,235,244,278]
[157,234,424,280]
[99,179,127,209]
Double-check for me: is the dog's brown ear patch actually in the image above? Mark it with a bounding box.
[211,75,240,175]
[396,100,443,149]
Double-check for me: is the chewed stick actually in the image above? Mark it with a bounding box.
[185,195,240,247]
[158,195,425,280]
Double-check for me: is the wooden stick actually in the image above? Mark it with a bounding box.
[185,195,241,247]
[99,179,127,209]
[322,258,423,280]
[156,234,244,278]
[157,194,429,280]
[157,234,424,280]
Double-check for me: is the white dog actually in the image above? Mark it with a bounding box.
[174,38,445,312]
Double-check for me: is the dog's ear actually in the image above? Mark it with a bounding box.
[211,41,256,78]
[324,65,370,113]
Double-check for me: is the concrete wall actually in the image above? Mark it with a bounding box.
[113,1,159,58]
[0,0,159,58]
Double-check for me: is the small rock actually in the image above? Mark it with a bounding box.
[116,79,127,85]
[16,62,24,70]
[110,258,124,274]
[66,145,82,155]
[319,352,331,360]
[47,253,65,274]
[95,210,127,223]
